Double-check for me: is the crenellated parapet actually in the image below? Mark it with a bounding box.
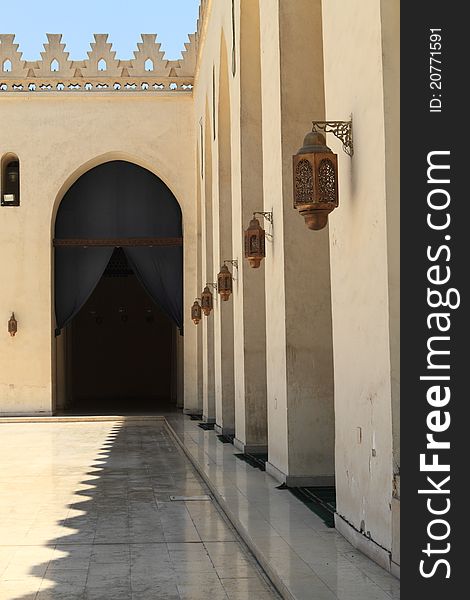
[127,34,168,77]
[33,34,75,78]
[80,34,122,78]
[0,33,195,94]
[191,0,209,73]
[175,33,198,78]
[0,34,29,78]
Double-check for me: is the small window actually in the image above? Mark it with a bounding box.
[98,59,107,72]
[51,59,59,72]
[3,59,12,72]
[145,58,154,71]
[1,154,20,207]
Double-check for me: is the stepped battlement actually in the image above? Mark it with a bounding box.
[0,32,197,94]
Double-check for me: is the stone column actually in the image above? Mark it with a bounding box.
[213,37,235,435]
[259,0,335,485]
[176,332,184,410]
[202,106,216,423]
[183,145,204,416]
[231,0,268,453]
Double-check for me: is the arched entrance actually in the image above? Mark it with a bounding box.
[53,160,183,414]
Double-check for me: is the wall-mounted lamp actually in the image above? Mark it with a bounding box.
[1,160,20,207]
[217,261,237,301]
[244,212,273,268]
[8,312,17,336]
[293,120,352,230]
[191,299,202,324]
[201,285,215,316]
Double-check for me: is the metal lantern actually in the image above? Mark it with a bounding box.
[217,264,233,301]
[8,312,17,337]
[244,215,266,268]
[191,299,202,324]
[293,131,338,230]
[7,162,19,185]
[1,160,20,206]
[201,286,213,316]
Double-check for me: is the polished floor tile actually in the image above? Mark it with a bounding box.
[0,420,279,600]
[166,414,401,600]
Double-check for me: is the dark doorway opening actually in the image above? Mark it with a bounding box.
[53,161,184,415]
[61,248,177,414]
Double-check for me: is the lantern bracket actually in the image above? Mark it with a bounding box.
[224,260,238,269]
[253,211,273,225]
[206,282,218,291]
[311,119,353,157]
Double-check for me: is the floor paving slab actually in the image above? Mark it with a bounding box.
[0,419,280,600]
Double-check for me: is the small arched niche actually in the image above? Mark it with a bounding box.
[2,59,12,72]
[1,153,20,207]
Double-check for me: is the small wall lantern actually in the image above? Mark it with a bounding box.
[217,261,237,301]
[1,157,20,207]
[201,285,214,316]
[293,120,352,230]
[191,299,202,324]
[8,312,17,336]
[244,212,272,268]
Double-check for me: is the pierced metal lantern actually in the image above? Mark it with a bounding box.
[201,286,213,316]
[8,312,17,337]
[293,131,338,230]
[217,265,233,301]
[244,216,266,268]
[191,299,202,325]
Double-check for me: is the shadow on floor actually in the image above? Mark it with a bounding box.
[5,418,278,600]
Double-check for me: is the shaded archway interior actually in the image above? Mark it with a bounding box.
[54,161,183,414]
[62,249,177,414]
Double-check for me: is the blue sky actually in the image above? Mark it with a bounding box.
[0,0,200,61]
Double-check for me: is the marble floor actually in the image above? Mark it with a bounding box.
[166,414,401,600]
[0,419,280,600]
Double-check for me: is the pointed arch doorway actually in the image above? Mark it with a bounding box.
[53,160,183,414]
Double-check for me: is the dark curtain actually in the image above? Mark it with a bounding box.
[124,247,183,329]
[55,160,183,330]
[55,247,114,330]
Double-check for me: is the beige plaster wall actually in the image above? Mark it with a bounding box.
[0,93,197,414]
[380,0,400,571]
[321,0,399,553]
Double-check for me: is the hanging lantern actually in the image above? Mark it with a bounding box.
[293,130,338,230]
[1,160,20,206]
[191,299,202,324]
[244,215,266,268]
[217,264,233,301]
[7,162,19,185]
[201,286,213,316]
